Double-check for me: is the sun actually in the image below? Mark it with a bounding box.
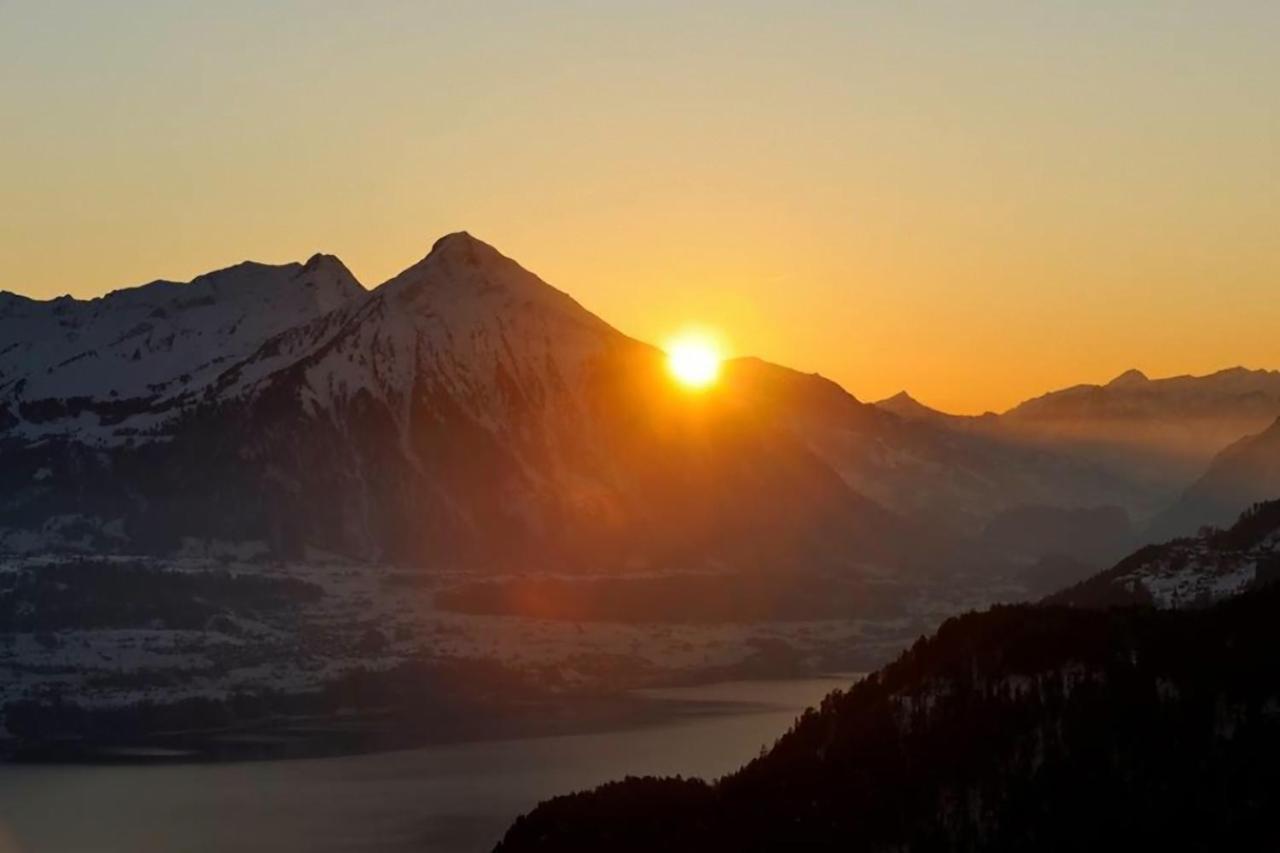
[665,332,723,390]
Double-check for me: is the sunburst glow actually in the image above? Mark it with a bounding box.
[666,332,723,390]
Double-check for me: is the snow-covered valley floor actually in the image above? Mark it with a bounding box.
[0,554,1019,759]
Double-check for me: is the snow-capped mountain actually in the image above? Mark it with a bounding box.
[1,233,954,574]
[226,232,625,432]
[0,254,364,445]
[6,233,1269,581]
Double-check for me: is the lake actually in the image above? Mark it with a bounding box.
[0,676,852,853]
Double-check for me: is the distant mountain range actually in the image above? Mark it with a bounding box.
[3,233,1278,578]
[724,360,1151,544]
[494,498,1280,852]
[1148,417,1280,542]
[879,366,1280,472]
[876,366,1280,547]
[1002,366,1280,462]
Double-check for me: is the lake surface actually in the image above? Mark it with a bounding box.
[0,676,852,853]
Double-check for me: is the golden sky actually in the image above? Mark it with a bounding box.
[1,2,1276,413]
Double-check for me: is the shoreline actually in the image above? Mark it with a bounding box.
[2,674,856,767]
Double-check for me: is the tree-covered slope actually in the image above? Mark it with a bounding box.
[494,584,1280,852]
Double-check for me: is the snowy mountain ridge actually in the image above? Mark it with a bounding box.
[0,233,635,450]
[0,253,365,445]
[272,232,630,431]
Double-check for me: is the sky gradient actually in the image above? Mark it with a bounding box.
[1,1,1276,413]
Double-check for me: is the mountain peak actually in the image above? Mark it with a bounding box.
[1107,368,1149,388]
[298,253,364,295]
[302,252,346,272]
[383,232,510,292]
[424,231,500,266]
[368,233,617,343]
[876,390,946,421]
[382,232,550,300]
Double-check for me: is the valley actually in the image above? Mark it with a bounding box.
[0,553,1008,760]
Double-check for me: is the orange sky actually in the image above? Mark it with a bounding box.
[1,2,1276,413]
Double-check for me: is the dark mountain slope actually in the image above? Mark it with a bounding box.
[1147,417,1280,541]
[874,367,1280,534]
[723,358,1148,543]
[495,582,1280,852]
